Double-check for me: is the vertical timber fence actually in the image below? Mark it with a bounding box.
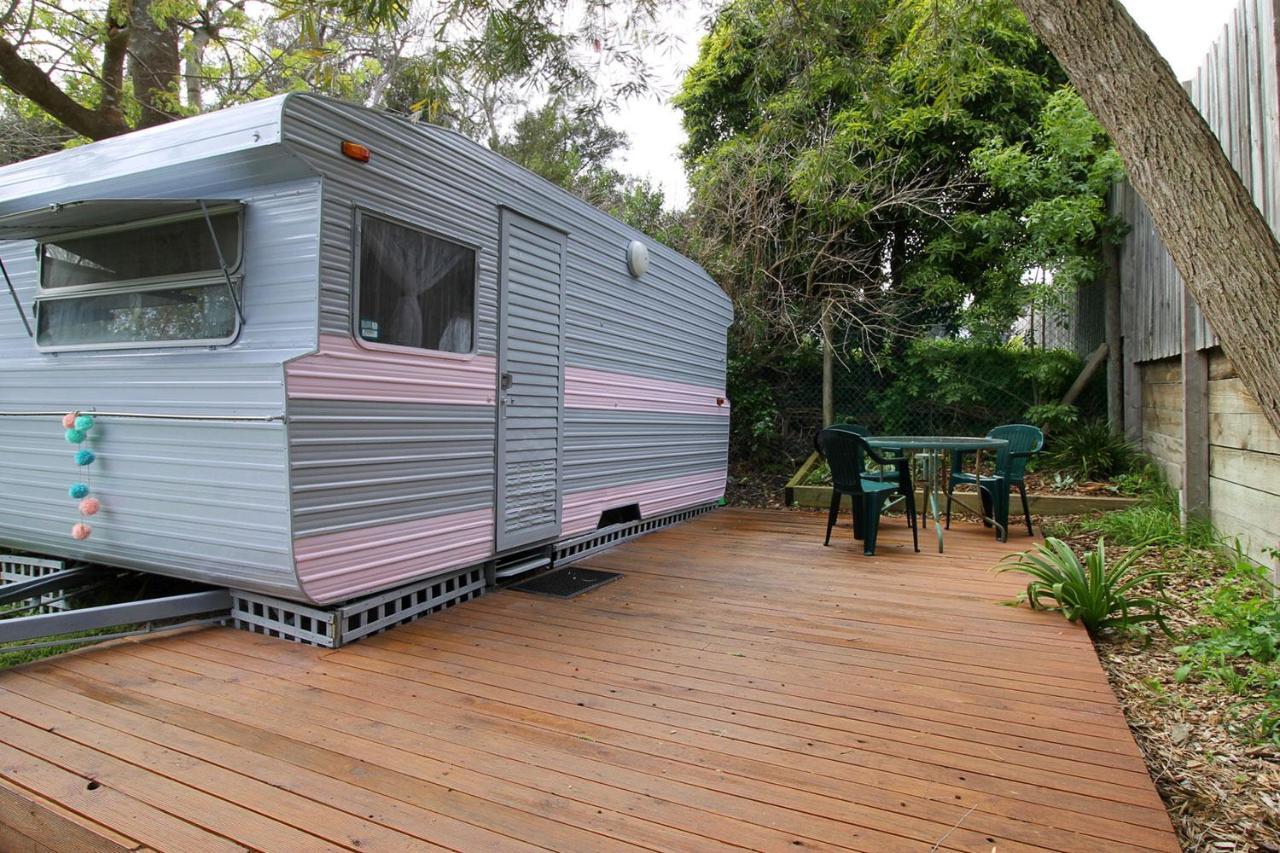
[1115,0,1280,575]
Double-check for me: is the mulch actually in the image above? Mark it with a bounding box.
[1049,525,1280,852]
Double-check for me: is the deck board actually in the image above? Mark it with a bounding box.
[0,508,1178,851]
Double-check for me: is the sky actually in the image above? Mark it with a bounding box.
[605,0,1245,209]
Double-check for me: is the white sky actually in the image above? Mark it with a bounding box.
[605,0,1244,209]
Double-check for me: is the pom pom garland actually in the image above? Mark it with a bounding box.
[62,410,101,541]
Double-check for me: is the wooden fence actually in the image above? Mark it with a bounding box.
[1114,0,1280,573]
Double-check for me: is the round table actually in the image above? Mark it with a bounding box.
[865,435,1009,553]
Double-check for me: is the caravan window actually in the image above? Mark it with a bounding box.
[40,212,241,289]
[35,208,242,349]
[356,215,475,354]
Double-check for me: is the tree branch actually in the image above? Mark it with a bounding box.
[0,35,128,139]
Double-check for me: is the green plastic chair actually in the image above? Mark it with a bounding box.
[945,424,1044,538]
[812,423,904,486]
[816,427,919,556]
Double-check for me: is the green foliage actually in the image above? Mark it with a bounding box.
[1023,401,1078,434]
[874,337,1079,434]
[1077,475,1218,549]
[678,0,1065,347]
[998,537,1170,636]
[1045,419,1136,481]
[967,87,1127,312]
[1169,544,1280,744]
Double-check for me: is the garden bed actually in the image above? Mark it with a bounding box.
[783,451,1140,516]
[1011,502,1280,851]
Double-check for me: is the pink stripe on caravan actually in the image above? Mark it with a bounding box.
[295,507,493,604]
[561,469,727,537]
[286,333,497,406]
[565,366,729,417]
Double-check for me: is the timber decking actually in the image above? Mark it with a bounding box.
[0,508,1177,852]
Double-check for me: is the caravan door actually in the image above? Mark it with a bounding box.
[495,210,565,551]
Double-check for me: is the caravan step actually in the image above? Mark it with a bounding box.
[494,554,551,579]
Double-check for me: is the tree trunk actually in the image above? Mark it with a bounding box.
[185,27,211,112]
[821,301,834,427]
[129,0,182,129]
[1012,0,1280,440]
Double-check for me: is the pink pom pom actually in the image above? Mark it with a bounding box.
[71,522,92,540]
[62,412,78,429]
[79,497,100,516]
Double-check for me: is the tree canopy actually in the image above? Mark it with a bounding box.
[676,0,1122,352]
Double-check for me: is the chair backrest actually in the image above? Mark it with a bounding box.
[987,423,1044,480]
[816,427,873,494]
[813,422,869,453]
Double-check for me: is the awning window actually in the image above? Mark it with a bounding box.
[0,198,241,241]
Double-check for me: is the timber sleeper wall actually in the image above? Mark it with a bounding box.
[1137,350,1280,575]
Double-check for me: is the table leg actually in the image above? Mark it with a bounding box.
[914,451,945,553]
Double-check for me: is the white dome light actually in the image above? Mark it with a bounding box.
[626,240,650,278]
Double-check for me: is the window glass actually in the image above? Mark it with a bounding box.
[40,211,240,289]
[36,283,237,347]
[357,215,475,354]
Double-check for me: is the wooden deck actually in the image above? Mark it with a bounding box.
[0,508,1178,852]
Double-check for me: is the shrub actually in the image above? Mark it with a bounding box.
[1045,419,1136,481]
[998,537,1170,636]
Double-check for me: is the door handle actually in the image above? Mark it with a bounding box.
[500,372,514,390]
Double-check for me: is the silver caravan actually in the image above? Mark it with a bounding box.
[0,95,731,612]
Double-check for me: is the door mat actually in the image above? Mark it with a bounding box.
[510,567,622,598]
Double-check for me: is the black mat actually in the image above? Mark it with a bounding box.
[511,567,622,598]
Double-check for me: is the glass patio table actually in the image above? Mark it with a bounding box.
[864,435,1009,553]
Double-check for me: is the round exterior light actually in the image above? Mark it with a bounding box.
[626,240,650,278]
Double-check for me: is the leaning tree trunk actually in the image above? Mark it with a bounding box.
[1011,0,1280,439]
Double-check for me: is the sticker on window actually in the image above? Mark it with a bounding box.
[360,318,380,340]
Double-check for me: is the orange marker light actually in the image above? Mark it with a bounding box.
[340,140,371,162]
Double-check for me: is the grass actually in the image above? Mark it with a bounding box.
[1073,476,1217,548]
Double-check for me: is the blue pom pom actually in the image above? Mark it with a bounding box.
[69,483,89,499]
[73,414,95,431]
[74,449,95,466]
[65,428,85,444]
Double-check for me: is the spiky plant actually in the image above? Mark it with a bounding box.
[998,537,1171,636]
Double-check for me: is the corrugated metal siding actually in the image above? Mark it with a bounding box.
[0,117,321,598]
[287,399,495,536]
[562,410,729,494]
